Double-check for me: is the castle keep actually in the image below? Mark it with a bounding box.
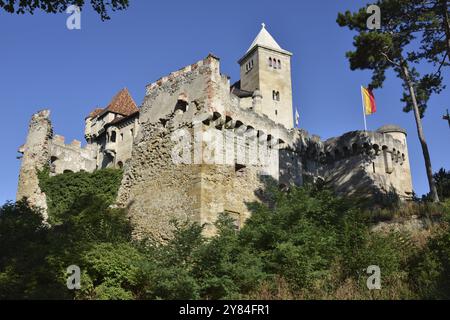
[17,25,413,238]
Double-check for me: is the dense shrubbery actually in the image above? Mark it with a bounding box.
[38,167,123,224]
[1,169,449,299]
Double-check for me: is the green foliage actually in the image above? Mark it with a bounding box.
[0,194,135,299]
[336,0,446,117]
[408,200,450,299]
[421,168,450,201]
[2,175,450,299]
[434,168,450,200]
[0,0,130,21]
[38,168,123,224]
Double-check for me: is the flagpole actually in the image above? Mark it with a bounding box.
[360,86,368,131]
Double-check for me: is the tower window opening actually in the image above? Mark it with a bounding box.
[111,131,117,143]
[272,91,280,101]
[278,59,281,69]
[269,57,273,67]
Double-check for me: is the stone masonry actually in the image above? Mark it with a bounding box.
[17,25,413,239]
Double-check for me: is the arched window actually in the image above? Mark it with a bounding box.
[278,60,281,69]
[269,57,272,67]
[111,131,117,143]
[273,58,277,69]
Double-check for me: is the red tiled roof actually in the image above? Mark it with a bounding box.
[86,88,138,119]
[103,88,138,116]
[88,108,103,119]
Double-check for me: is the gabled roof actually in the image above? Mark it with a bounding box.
[247,23,284,53]
[87,88,138,119]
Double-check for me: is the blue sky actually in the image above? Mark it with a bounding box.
[0,0,448,203]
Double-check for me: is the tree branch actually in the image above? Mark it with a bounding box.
[381,52,401,67]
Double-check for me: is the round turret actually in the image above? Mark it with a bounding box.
[377,125,407,145]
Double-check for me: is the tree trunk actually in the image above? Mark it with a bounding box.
[441,0,450,61]
[401,60,440,202]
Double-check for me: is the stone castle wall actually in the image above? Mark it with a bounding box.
[17,54,414,239]
[50,135,97,175]
[17,110,53,217]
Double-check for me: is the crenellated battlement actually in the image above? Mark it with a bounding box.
[322,130,408,165]
[145,54,221,96]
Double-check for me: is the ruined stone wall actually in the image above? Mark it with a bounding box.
[117,55,299,239]
[17,110,53,217]
[50,135,97,174]
[116,55,219,240]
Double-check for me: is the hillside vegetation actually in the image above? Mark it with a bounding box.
[0,169,449,299]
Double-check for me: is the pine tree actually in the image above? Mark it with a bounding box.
[337,0,448,202]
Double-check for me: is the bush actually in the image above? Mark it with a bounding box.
[38,168,123,224]
[2,172,450,300]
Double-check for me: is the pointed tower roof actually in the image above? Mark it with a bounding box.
[104,88,138,116]
[247,23,284,53]
[89,88,138,119]
[239,24,292,64]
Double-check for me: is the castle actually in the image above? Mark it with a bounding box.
[17,25,413,239]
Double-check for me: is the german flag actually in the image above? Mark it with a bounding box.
[361,86,377,115]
